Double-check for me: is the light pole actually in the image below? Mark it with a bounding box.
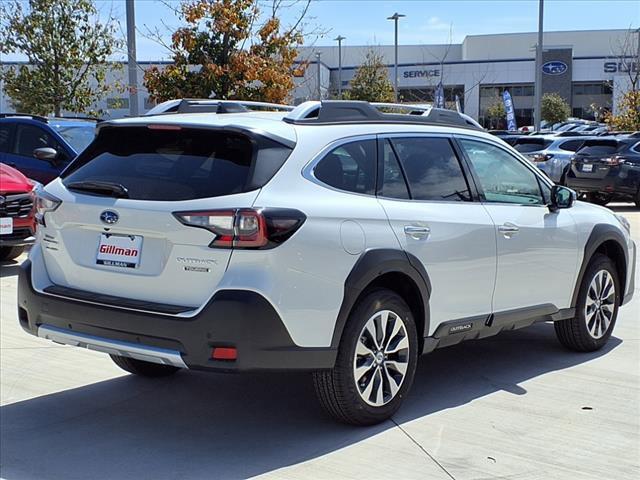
[315,52,322,100]
[334,35,346,98]
[387,12,405,102]
[533,0,544,131]
[126,0,139,117]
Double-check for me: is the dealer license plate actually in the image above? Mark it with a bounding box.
[96,233,143,268]
[0,217,13,235]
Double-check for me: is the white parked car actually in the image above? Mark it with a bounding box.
[19,101,635,425]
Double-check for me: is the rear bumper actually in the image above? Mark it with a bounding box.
[567,167,640,197]
[18,260,336,372]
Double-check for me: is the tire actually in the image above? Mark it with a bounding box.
[0,246,25,262]
[586,192,612,207]
[559,166,570,186]
[312,289,418,426]
[555,254,620,352]
[110,355,181,377]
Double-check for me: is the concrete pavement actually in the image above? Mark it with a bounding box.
[1,205,639,480]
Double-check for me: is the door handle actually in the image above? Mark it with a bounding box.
[498,223,519,238]
[404,225,431,240]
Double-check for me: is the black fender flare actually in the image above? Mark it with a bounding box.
[571,224,629,308]
[330,248,431,349]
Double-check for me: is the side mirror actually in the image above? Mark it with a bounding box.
[550,185,576,211]
[33,147,59,164]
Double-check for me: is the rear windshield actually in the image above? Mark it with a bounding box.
[513,138,553,153]
[576,141,621,156]
[62,126,292,201]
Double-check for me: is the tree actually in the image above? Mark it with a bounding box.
[143,0,309,104]
[0,0,121,116]
[541,92,570,124]
[485,99,505,129]
[344,49,394,102]
[605,90,640,130]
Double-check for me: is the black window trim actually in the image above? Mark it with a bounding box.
[376,132,481,204]
[452,134,554,208]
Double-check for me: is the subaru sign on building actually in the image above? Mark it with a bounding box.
[542,61,568,75]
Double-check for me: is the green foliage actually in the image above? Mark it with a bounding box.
[0,0,121,116]
[541,92,571,124]
[485,99,505,128]
[605,90,640,131]
[344,49,394,103]
[143,0,306,104]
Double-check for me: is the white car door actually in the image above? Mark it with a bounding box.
[376,135,497,334]
[457,137,578,313]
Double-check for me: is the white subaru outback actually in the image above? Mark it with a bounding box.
[19,101,635,425]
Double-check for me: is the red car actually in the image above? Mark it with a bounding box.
[0,163,36,261]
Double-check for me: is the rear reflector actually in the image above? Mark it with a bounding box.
[212,347,237,361]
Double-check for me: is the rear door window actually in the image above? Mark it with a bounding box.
[390,137,471,201]
[62,126,292,201]
[314,139,376,195]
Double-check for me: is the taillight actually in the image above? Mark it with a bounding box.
[35,191,62,226]
[528,153,554,163]
[173,208,305,249]
[602,156,626,166]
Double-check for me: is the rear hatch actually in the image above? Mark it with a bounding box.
[40,124,293,310]
[513,137,553,160]
[571,140,622,179]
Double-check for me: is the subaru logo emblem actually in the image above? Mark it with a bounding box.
[542,61,568,75]
[100,210,119,225]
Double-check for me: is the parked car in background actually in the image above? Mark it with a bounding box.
[0,114,98,184]
[566,137,640,207]
[0,163,36,261]
[488,130,530,146]
[513,135,593,184]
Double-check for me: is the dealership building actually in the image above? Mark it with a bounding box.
[0,28,636,124]
[294,28,636,126]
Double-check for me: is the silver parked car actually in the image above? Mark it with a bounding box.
[513,135,595,184]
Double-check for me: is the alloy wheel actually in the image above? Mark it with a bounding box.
[585,269,616,339]
[353,310,409,407]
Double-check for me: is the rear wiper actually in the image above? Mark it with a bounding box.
[66,181,129,198]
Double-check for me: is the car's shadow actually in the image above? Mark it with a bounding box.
[0,323,621,480]
[0,260,22,278]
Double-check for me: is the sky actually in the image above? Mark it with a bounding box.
[3,0,640,61]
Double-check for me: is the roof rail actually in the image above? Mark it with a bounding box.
[283,101,482,130]
[145,98,295,116]
[51,115,103,122]
[0,113,48,123]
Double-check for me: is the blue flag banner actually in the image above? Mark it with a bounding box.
[502,90,517,131]
[435,82,445,109]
